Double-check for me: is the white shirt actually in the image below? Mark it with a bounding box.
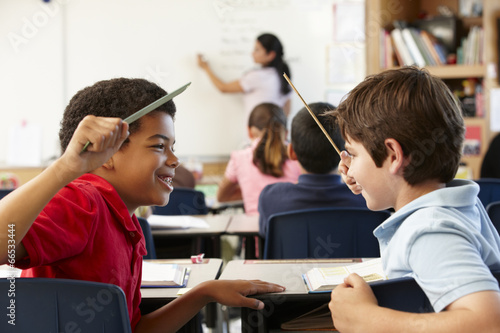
[239,67,292,122]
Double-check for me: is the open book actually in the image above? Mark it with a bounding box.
[141,261,189,288]
[303,258,386,293]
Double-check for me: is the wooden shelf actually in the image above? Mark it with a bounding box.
[365,0,500,179]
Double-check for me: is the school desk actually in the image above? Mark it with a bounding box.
[151,214,231,258]
[225,214,262,259]
[140,258,223,331]
[219,259,363,332]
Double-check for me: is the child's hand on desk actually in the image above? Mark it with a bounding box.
[197,280,285,310]
[339,151,362,195]
[62,116,129,175]
[329,273,378,333]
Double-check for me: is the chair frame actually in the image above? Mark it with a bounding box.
[0,277,131,332]
[263,207,390,259]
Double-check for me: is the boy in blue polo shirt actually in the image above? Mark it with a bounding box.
[329,67,500,332]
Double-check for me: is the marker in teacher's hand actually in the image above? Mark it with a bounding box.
[80,82,191,153]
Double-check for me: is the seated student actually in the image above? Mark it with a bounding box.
[258,102,367,238]
[328,67,500,332]
[481,133,500,179]
[0,78,285,333]
[217,102,301,215]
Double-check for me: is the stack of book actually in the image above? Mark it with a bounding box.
[380,20,483,68]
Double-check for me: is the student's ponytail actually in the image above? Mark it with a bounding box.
[257,33,291,95]
[250,103,288,177]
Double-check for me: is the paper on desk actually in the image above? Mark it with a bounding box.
[147,215,210,229]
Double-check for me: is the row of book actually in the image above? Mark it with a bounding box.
[380,24,483,68]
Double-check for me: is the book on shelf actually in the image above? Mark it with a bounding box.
[401,28,426,67]
[142,261,190,287]
[390,28,414,66]
[303,258,386,293]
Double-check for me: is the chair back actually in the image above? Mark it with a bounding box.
[0,278,131,332]
[0,189,13,200]
[138,217,156,259]
[263,207,390,259]
[474,178,500,208]
[371,270,500,313]
[153,187,208,215]
[486,201,500,233]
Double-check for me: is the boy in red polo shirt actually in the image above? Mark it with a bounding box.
[0,78,284,333]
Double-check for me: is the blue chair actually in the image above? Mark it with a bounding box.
[474,178,500,208]
[371,270,500,313]
[153,187,208,215]
[263,207,390,259]
[486,201,500,233]
[0,278,131,332]
[138,217,156,259]
[0,189,13,200]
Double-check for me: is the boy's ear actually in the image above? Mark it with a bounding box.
[102,157,115,170]
[384,138,407,175]
[287,143,298,160]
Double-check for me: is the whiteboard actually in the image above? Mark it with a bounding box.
[1,0,364,164]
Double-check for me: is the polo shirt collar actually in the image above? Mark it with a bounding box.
[374,179,479,234]
[78,174,141,235]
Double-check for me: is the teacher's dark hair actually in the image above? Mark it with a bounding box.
[257,33,291,95]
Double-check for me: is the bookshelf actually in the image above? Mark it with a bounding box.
[366,0,500,179]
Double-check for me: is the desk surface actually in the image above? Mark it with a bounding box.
[225,214,259,235]
[141,258,223,299]
[219,259,365,297]
[151,215,231,237]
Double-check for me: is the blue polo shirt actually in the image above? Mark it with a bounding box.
[375,179,500,312]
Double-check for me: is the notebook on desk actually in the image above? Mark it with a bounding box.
[147,215,209,229]
[141,261,190,288]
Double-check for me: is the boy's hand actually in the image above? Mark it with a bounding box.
[339,151,362,195]
[62,115,129,175]
[329,273,378,332]
[201,279,285,310]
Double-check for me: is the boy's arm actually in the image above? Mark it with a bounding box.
[0,116,129,264]
[329,273,500,333]
[135,279,285,333]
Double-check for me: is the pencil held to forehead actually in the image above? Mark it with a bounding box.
[80,82,191,153]
[283,73,341,156]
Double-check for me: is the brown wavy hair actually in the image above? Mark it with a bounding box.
[250,103,288,177]
[331,66,464,185]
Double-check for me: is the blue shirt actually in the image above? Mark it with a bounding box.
[374,179,500,312]
[258,174,367,237]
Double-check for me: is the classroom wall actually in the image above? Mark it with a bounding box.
[1,0,365,166]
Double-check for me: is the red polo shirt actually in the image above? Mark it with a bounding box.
[16,174,146,331]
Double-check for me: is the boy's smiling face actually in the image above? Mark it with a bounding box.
[105,112,179,214]
[344,137,394,211]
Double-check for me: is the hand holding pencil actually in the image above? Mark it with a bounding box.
[63,116,129,176]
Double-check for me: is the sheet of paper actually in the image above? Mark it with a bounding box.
[147,215,210,229]
[333,1,365,42]
[490,88,500,132]
[7,122,42,166]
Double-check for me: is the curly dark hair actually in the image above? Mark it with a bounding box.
[59,78,176,153]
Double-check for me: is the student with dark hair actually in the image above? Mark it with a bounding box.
[258,102,366,238]
[197,33,292,119]
[0,78,285,333]
[329,67,500,333]
[217,103,301,215]
[481,133,500,179]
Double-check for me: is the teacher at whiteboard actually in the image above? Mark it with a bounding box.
[197,33,292,119]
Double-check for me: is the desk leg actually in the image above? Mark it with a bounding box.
[241,308,268,333]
